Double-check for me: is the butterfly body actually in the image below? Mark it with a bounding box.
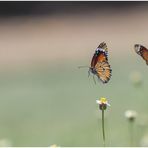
[134,44,148,65]
[89,42,112,83]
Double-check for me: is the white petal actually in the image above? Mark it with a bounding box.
[107,103,111,106]
[96,100,101,104]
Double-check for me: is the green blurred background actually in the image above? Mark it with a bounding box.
[0,1,148,146]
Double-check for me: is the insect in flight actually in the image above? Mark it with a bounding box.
[134,44,148,65]
[79,42,112,84]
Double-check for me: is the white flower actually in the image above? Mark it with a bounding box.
[96,97,110,106]
[96,97,110,110]
[125,110,137,121]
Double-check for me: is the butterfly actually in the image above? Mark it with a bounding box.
[79,42,112,84]
[134,44,148,65]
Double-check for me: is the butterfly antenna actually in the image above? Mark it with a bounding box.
[78,66,89,69]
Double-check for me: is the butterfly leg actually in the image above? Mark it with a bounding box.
[88,69,90,77]
[93,75,96,84]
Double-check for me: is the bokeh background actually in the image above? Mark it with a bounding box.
[0,1,148,146]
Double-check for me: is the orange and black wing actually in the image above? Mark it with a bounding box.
[140,47,148,65]
[91,42,108,68]
[91,42,112,83]
[91,51,108,68]
[98,42,108,51]
[135,44,148,65]
[95,61,112,83]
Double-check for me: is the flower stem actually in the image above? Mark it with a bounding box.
[129,121,134,146]
[102,109,105,147]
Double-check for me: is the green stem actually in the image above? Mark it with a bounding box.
[102,109,105,147]
[98,118,100,145]
[129,121,134,146]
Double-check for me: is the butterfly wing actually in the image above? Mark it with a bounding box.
[98,42,108,52]
[91,42,108,68]
[90,42,112,83]
[95,61,112,83]
[140,48,148,65]
[91,51,108,68]
[135,44,148,65]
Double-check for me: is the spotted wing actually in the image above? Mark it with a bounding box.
[135,44,148,65]
[98,42,108,51]
[95,61,112,83]
[91,50,108,68]
[140,47,148,65]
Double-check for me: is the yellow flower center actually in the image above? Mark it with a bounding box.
[100,97,107,104]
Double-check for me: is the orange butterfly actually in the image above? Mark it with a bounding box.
[89,42,112,83]
[79,42,112,84]
[134,44,148,65]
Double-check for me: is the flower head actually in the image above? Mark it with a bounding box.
[125,110,137,122]
[96,97,110,110]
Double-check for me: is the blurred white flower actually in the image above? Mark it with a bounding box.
[125,110,137,121]
[0,138,12,147]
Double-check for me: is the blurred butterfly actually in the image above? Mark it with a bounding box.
[79,42,112,84]
[134,44,148,65]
